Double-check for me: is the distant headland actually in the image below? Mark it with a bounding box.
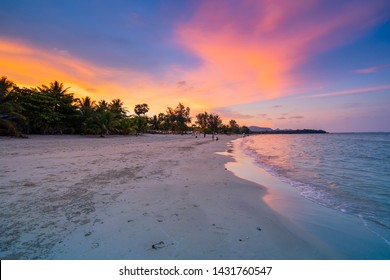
[248,126,327,134]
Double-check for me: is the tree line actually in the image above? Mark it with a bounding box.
[0,76,249,137]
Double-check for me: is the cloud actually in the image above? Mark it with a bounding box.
[307,85,390,98]
[342,102,361,108]
[2,0,389,123]
[354,63,390,74]
[176,0,389,106]
[177,81,187,87]
[290,116,304,119]
[176,80,194,92]
[212,107,255,121]
[0,37,201,115]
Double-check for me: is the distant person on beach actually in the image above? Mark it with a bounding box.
[204,132,206,138]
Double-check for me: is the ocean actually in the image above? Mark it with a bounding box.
[237,133,390,247]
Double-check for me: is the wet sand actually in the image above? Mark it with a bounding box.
[227,138,390,259]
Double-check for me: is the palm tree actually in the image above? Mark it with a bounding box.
[38,80,70,95]
[166,103,191,134]
[109,99,126,117]
[149,115,160,130]
[134,103,149,116]
[77,96,97,134]
[38,81,77,133]
[77,96,96,116]
[94,109,116,136]
[97,100,109,111]
[94,100,118,136]
[0,77,25,136]
[109,99,128,133]
[0,76,14,96]
[133,103,149,134]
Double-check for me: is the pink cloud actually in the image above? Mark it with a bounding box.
[0,37,198,115]
[354,63,390,74]
[2,1,389,121]
[176,0,389,105]
[308,85,390,98]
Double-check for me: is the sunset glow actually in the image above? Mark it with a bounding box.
[1,0,389,131]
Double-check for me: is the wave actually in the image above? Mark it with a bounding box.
[238,133,390,247]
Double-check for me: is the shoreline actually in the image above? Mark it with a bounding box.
[0,134,386,259]
[227,137,390,259]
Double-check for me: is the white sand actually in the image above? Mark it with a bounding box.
[0,134,340,259]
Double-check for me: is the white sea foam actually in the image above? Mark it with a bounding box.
[239,133,390,247]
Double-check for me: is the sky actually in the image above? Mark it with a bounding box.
[1,0,389,132]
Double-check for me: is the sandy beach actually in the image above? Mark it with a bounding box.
[0,134,383,260]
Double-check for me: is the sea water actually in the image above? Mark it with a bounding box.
[238,133,390,247]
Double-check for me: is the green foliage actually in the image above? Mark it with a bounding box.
[119,118,137,135]
[1,75,249,136]
[195,112,209,132]
[134,103,149,116]
[149,115,160,130]
[195,112,225,133]
[133,104,150,134]
[77,96,96,134]
[166,102,191,133]
[9,81,79,134]
[110,99,127,117]
[239,125,250,134]
[207,113,223,133]
[134,115,149,134]
[0,77,26,136]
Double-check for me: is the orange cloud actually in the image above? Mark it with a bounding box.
[1,0,388,121]
[0,37,205,115]
[176,0,389,106]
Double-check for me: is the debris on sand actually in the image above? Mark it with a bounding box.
[152,241,165,249]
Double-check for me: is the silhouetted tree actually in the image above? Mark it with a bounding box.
[240,125,250,134]
[77,96,97,134]
[207,113,222,133]
[229,119,240,134]
[94,100,117,136]
[0,77,25,136]
[38,81,78,134]
[166,102,191,134]
[149,115,160,130]
[195,112,209,132]
[134,103,149,134]
[1,75,253,137]
[134,103,149,116]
